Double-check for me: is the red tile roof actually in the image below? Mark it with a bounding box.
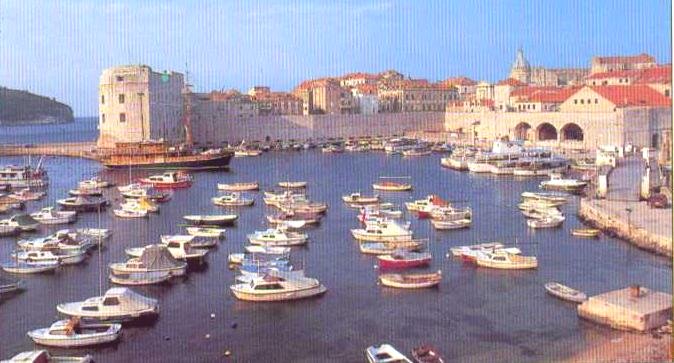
[341,72,380,80]
[512,86,580,103]
[586,65,671,83]
[441,76,477,86]
[294,78,340,91]
[594,53,655,65]
[354,83,378,94]
[496,78,526,87]
[588,85,671,107]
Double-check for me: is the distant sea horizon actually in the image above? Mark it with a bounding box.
[0,116,97,144]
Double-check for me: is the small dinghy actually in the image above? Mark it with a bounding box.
[113,209,148,218]
[8,188,46,202]
[186,226,225,238]
[411,345,445,363]
[212,192,255,207]
[183,214,238,226]
[217,182,259,191]
[109,271,172,286]
[2,260,59,274]
[377,251,431,269]
[527,215,565,229]
[27,318,122,347]
[372,181,412,192]
[544,282,587,303]
[342,193,379,204]
[278,181,307,188]
[57,196,108,212]
[365,344,412,363]
[3,350,93,363]
[431,219,471,230]
[379,271,442,289]
[57,287,159,322]
[571,228,600,238]
[30,207,77,225]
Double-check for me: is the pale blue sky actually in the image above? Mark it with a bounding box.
[1,0,671,116]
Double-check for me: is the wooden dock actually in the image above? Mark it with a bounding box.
[0,142,100,160]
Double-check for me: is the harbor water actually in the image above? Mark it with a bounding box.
[0,124,671,362]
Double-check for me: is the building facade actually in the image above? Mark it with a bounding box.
[509,48,588,86]
[97,65,184,148]
[590,54,657,74]
[378,80,458,112]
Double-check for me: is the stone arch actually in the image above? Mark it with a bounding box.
[560,123,584,141]
[537,122,558,141]
[514,122,533,141]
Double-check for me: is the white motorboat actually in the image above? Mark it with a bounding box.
[527,215,565,228]
[431,218,471,230]
[79,177,112,189]
[228,246,291,264]
[120,198,158,213]
[109,271,172,286]
[521,191,568,204]
[430,206,472,221]
[126,241,207,263]
[372,181,412,192]
[1,260,59,274]
[109,244,187,277]
[217,182,259,191]
[161,234,218,248]
[183,214,238,225]
[341,193,379,204]
[186,226,225,238]
[117,183,143,193]
[278,181,307,188]
[0,163,48,188]
[475,250,538,269]
[27,318,121,347]
[247,227,308,247]
[13,249,87,265]
[76,228,112,241]
[448,242,519,258]
[0,214,39,231]
[113,208,148,218]
[2,350,93,363]
[30,207,77,225]
[7,188,46,202]
[212,192,255,207]
[540,173,587,192]
[17,231,94,253]
[57,288,158,322]
[405,195,448,212]
[365,344,412,363]
[351,219,413,242]
[230,270,327,302]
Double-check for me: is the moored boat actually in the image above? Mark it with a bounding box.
[27,318,121,347]
[186,226,226,238]
[126,241,207,263]
[8,188,46,202]
[212,192,255,207]
[411,345,445,363]
[99,141,233,170]
[79,176,112,189]
[278,181,307,189]
[183,214,238,225]
[351,219,413,242]
[13,249,87,265]
[527,215,565,229]
[109,244,187,277]
[540,173,587,192]
[68,188,102,197]
[544,282,588,303]
[0,276,22,294]
[229,270,327,302]
[30,207,77,225]
[365,344,412,363]
[372,181,412,192]
[109,271,172,286]
[570,228,600,237]
[342,193,380,204]
[431,219,471,230]
[377,251,432,269]
[475,250,537,269]
[57,288,159,322]
[113,208,148,218]
[359,240,424,255]
[138,171,192,189]
[57,196,108,212]
[379,271,442,289]
[1,260,59,274]
[0,162,48,188]
[2,350,93,363]
[217,182,259,191]
[247,227,308,247]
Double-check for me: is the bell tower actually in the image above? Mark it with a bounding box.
[509,48,531,84]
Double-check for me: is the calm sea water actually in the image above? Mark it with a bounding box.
[0,118,98,144]
[0,124,671,362]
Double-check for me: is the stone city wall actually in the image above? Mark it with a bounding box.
[190,112,445,145]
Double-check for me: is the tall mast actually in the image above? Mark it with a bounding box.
[181,63,194,146]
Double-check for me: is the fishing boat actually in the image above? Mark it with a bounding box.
[13,249,87,265]
[277,181,307,189]
[357,206,403,222]
[229,270,327,302]
[2,260,59,274]
[520,208,563,220]
[109,271,172,286]
[0,161,48,188]
[217,182,259,191]
[126,241,207,263]
[351,219,413,242]
[121,187,172,203]
[0,214,39,231]
[27,318,122,347]
[113,208,148,218]
[99,141,233,170]
[79,177,112,189]
[540,173,587,192]
[571,228,600,237]
[8,188,46,202]
[57,196,108,212]
[527,215,565,229]
[448,242,519,258]
[161,234,218,248]
[521,191,567,204]
[365,344,412,363]
[247,227,308,247]
[0,276,21,294]
[342,193,380,204]
[405,195,448,212]
[110,244,187,277]
[430,207,472,222]
[121,198,159,213]
[2,350,93,363]
[212,192,255,207]
[30,208,77,225]
[544,282,588,303]
[431,219,471,230]
[68,188,102,197]
[186,226,225,238]
[379,271,442,289]
[57,288,159,322]
[183,214,238,225]
[372,181,412,192]
[359,240,424,255]
[138,171,192,189]
[377,251,431,269]
[411,345,445,363]
[475,250,538,269]
[278,201,328,215]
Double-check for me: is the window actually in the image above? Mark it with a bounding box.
[116,75,124,82]
[101,95,105,104]
[101,113,105,123]
[580,99,584,104]
[587,99,591,104]
[103,297,120,306]
[595,99,598,104]
[574,99,577,104]
[118,94,125,104]
[665,90,670,97]
[119,113,126,123]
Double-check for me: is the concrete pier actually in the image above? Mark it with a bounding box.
[578,286,672,332]
[0,142,99,160]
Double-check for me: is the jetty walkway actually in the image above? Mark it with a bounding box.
[0,142,100,160]
[579,155,672,256]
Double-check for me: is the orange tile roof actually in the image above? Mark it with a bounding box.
[354,83,378,94]
[588,85,671,107]
[512,86,580,103]
[594,53,655,65]
[634,65,671,84]
[441,76,477,86]
[341,72,380,80]
[496,78,526,87]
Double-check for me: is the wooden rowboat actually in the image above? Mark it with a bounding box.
[278,181,307,188]
[544,282,587,303]
[379,271,442,289]
[183,214,238,225]
[217,182,259,191]
[372,181,412,192]
[571,228,600,237]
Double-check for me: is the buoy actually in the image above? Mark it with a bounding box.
[210,313,215,319]
[373,265,378,269]
[205,334,210,339]
[224,350,231,357]
[164,336,170,341]
[231,322,238,329]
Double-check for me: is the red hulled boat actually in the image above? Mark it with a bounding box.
[377,251,432,269]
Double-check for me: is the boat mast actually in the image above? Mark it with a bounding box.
[181,63,194,147]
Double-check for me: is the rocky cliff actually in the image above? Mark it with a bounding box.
[0,87,74,125]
